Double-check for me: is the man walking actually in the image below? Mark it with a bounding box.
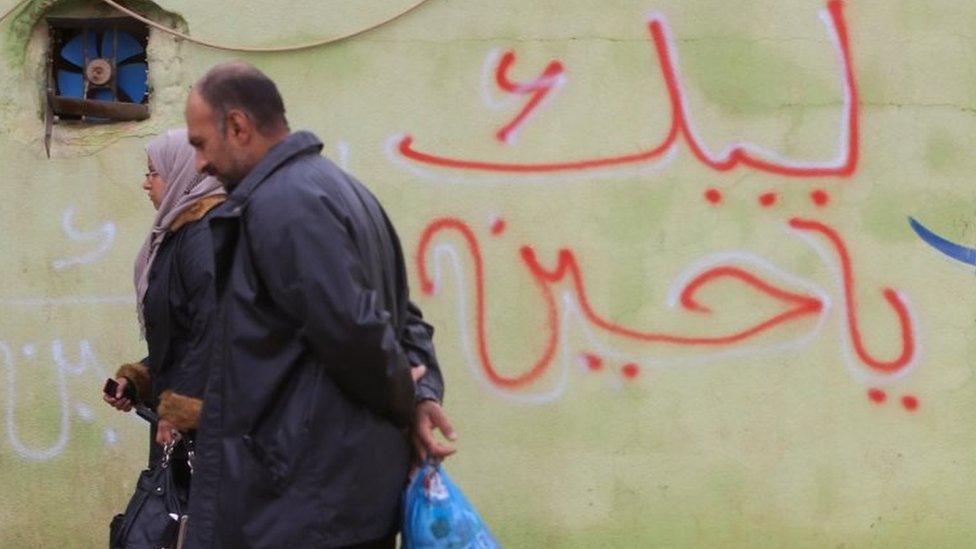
[183,62,455,548]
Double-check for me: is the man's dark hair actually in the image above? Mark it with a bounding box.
[195,62,289,135]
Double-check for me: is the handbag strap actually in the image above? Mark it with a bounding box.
[186,438,195,475]
[160,440,176,469]
[159,437,195,473]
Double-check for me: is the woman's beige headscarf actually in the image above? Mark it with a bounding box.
[133,128,225,334]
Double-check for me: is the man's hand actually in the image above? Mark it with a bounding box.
[410,364,458,462]
[413,400,457,462]
[155,418,180,446]
[102,377,134,412]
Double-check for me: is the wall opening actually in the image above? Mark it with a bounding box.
[47,16,149,123]
[0,0,190,157]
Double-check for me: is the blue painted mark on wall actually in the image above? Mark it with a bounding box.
[908,217,976,267]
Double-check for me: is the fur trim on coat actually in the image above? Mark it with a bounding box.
[115,361,151,403]
[157,390,203,431]
[169,195,226,233]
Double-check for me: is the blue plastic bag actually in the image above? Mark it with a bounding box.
[402,461,501,548]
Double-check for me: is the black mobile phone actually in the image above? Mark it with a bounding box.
[103,377,119,397]
[104,377,156,424]
[104,378,138,401]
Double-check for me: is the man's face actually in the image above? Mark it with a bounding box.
[185,90,250,187]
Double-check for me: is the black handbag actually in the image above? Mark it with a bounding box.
[109,439,193,549]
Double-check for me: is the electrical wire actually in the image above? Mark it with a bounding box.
[98,0,431,53]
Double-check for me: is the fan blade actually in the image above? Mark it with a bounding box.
[60,30,96,67]
[117,62,148,103]
[56,69,85,98]
[92,88,115,102]
[103,30,143,64]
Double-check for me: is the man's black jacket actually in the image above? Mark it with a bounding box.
[185,131,444,548]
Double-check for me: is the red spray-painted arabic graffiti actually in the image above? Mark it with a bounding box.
[493,51,566,144]
[417,218,558,388]
[414,217,869,389]
[396,0,858,177]
[789,218,915,373]
[416,215,916,391]
[520,249,824,346]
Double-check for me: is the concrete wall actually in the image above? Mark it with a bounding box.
[2,0,975,546]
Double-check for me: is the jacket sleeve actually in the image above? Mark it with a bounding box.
[248,185,415,427]
[402,300,445,403]
[158,222,215,431]
[381,206,446,404]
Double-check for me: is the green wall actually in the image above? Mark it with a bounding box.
[2,0,976,546]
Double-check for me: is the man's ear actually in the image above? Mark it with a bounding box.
[226,109,252,144]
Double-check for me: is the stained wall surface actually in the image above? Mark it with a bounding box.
[1,0,975,546]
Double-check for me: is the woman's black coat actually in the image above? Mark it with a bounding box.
[118,199,224,463]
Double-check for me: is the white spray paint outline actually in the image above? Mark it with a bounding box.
[51,206,116,271]
[2,340,112,461]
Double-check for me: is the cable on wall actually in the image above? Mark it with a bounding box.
[98,0,431,52]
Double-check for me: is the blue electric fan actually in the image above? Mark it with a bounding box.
[56,27,147,104]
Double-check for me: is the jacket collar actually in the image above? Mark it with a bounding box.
[215,130,324,218]
[169,195,227,232]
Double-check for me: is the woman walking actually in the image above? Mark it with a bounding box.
[103,128,225,468]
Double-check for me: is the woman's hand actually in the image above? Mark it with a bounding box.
[155,418,181,446]
[102,377,134,412]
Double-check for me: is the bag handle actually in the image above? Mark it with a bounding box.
[158,436,195,473]
[160,440,176,469]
